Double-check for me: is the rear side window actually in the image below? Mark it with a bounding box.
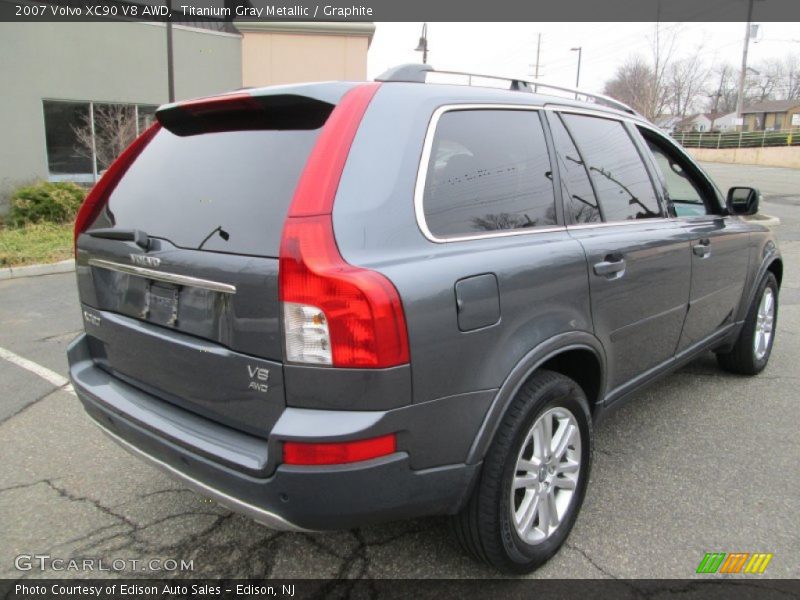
[422,109,556,238]
[99,127,320,257]
[548,114,601,224]
[562,114,662,222]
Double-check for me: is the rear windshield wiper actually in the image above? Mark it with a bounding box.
[88,228,150,250]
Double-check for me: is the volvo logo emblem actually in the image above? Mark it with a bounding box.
[130,254,161,267]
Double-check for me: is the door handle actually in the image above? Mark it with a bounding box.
[693,238,711,258]
[593,255,626,279]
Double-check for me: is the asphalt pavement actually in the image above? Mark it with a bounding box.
[0,162,798,579]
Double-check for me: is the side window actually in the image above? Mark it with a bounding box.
[423,109,557,238]
[641,132,714,217]
[562,114,662,222]
[549,114,601,224]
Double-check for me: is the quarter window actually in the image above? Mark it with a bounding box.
[644,137,710,217]
[422,109,557,238]
[562,114,662,222]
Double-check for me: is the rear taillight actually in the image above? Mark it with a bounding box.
[278,83,410,369]
[283,434,397,466]
[73,123,161,254]
[280,216,409,367]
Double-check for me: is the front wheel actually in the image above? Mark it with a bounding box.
[717,272,778,375]
[451,370,592,574]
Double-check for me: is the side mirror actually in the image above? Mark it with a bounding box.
[726,187,760,216]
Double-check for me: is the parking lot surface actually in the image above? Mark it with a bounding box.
[1,162,798,579]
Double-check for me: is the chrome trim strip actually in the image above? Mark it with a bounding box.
[413,104,673,242]
[413,104,569,244]
[543,104,638,123]
[88,258,236,295]
[95,422,310,532]
[566,218,674,231]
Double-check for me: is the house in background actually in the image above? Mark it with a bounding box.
[742,100,800,131]
[655,115,682,134]
[674,113,713,133]
[707,111,738,132]
[0,19,374,211]
[238,21,374,87]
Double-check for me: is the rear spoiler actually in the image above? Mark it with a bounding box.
[156,82,356,136]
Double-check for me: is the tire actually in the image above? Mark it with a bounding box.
[451,369,593,574]
[716,272,778,376]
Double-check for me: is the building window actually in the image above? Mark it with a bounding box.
[42,100,159,182]
[43,101,92,178]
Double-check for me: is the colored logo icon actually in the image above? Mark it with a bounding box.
[696,552,773,574]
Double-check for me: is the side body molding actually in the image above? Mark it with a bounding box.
[465,331,607,465]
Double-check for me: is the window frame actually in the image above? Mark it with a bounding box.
[633,123,726,218]
[413,104,565,243]
[42,98,160,184]
[555,109,668,225]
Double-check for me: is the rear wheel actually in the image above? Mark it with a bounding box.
[717,273,778,375]
[451,370,592,574]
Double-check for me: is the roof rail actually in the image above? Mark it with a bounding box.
[375,63,639,117]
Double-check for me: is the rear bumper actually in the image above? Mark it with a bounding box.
[68,334,485,531]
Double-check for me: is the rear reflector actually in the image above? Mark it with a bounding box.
[283,434,397,466]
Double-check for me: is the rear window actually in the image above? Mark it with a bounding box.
[97,127,320,257]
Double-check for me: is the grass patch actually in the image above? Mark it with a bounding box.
[0,222,74,268]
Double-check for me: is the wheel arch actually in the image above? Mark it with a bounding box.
[738,250,783,324]
[465,331,606,465]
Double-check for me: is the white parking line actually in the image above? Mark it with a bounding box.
[0,346,75,396]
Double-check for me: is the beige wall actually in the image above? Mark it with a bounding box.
[241,31,369,87]
[687,146,800,169]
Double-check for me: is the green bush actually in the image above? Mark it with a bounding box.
[7,181,87,227]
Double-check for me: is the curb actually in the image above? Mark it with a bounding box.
[0,259,75,281]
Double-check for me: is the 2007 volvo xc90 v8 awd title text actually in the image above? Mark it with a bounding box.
[69,64,782,573]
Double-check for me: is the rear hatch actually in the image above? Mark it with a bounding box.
[74,84,353,437]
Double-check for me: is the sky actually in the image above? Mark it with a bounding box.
[367,22,800,95]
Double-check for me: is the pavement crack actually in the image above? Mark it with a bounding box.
[0,479,53,495]
[565,542,619,579]
[42,479,141,532]
[0,386,67,426]
[37,329,82,342]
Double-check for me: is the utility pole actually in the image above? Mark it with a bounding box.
[570,47,582,99]
[710,65,727,131]
[735,0,756,129]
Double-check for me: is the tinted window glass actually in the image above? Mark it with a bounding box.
[562,115,661,222]
[101,128,319,257]
[645,138,709,217]
[423,110,556,238]
[549,114,601,223]
[43,101,93,175]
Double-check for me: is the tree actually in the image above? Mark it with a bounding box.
[603,56,659,119]
[706,64,739,114]
[665,53,709,118]
[602,24,679,120]
[73,104,138,174]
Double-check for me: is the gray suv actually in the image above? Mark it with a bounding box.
[68,64,783,573]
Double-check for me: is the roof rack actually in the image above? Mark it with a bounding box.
[375,64,640,117]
